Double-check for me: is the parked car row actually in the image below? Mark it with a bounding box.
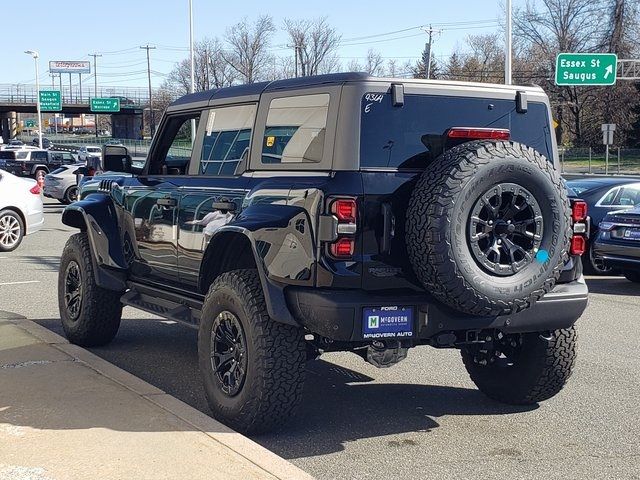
[566,176,640,282]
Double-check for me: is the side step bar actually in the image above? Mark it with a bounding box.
[121,282,203,327]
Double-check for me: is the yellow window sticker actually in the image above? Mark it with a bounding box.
[266,136,275,147]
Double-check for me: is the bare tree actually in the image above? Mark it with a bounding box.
[284,17,341,76]
[345,50,385,76]
[165,38,236,95]
[223,15,276,83]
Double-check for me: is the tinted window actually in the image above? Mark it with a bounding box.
[261,94,329,164]
[50,167,66,175]
[565,180,609,195]
[360,94,553,169]
[599,188,619,206]
[617,186,640,206]
[199,104,256,176]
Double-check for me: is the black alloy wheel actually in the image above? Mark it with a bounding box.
[210,311,248,397]
[469,183,544,276]
[64,260,83,321]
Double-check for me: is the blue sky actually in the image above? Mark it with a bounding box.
[5,0,505,88]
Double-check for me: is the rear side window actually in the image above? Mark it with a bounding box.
[360,93,553,169]
[261,94,329,164]
[198,104,256,176]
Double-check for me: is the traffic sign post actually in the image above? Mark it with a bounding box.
[555,53,618,86]
[602,123,616,175]
[39,90,62,111]
[90,98,120,113]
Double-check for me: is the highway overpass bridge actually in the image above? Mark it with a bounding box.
[0,83,151,140]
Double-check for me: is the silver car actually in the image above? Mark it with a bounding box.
[44,164,84,204]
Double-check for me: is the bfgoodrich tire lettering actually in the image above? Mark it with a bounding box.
[406,140,572,316]
[198,269,306,434]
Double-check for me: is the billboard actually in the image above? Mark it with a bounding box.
[49,61,91,74]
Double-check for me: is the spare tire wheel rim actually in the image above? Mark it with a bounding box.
[210,311,247,397]
[468,183,543,276]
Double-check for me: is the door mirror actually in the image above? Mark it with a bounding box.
[103,145,132,173]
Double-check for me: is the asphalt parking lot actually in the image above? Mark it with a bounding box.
[1,198,639,480]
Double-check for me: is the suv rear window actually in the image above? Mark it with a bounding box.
[360,93,553,169]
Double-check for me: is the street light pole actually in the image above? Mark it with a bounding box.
[89,53,102,138]
[24,50,42,149]
[189,0,196,143]
[505,0,512,85]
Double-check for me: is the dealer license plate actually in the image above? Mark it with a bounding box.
[362,306,414,339]
[623,228,640,241]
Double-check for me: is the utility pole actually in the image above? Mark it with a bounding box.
[505,0,512,84]
[422,25,440,79]
[287,44,300,77]
[88,53,102,138]
[140,44,157,137]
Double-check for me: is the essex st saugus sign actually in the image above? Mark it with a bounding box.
[555,53,617,86]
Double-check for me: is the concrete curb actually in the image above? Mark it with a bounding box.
[8,318,314,480]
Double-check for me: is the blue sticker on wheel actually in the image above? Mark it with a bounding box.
[363,306,414,339]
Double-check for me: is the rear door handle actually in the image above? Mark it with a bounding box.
[212,201,237,212]
[156,197,177,208]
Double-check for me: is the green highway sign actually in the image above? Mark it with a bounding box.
[90,97,121,113]
[39,90,61,111]
[555,53,618,86]
[24,119,36,128]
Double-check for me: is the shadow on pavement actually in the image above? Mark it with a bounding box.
[16,255,61,272]
[33,317,536,458]
[585,276,640,296]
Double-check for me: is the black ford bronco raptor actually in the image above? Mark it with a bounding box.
[57,73,589,434]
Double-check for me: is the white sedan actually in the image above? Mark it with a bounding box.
[0,169,44,251]
[44,164,84,204]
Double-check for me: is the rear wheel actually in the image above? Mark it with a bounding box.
[63,186,78,204]
[461,327,577,404]
[198,269,306,434]
[623,270,640,283]
[583,241,613,275]
[0,210,24,252]
[58,233,123,346]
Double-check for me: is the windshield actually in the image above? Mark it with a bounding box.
[87,148,101,153]
[360,93,553,169]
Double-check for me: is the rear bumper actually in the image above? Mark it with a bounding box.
[594,240,640,272]
[286,277,588,342]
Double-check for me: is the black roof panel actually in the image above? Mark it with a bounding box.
[169,72,371,108]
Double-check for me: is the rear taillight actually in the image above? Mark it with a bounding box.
[571,200,587,223]
[328,198,357,259]
[570,199,588,256]
[29,184,41,195]
[447,128,510,141]
[570,235,586,256]
[331,199,357,223]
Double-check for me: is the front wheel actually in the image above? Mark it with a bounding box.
[198,269,306,434]
[63,186,78,204]
[0,210,24,252]
[461,327,577,405]
[58,233,123,346]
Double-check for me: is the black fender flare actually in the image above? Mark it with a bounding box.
[61,193,127,291]
[200,204,316,326]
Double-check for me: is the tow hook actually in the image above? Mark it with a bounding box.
[361,340,408,368]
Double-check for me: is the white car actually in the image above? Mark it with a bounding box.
[0,169,44,251]
[44,164,83,204]
[78,145,102,162]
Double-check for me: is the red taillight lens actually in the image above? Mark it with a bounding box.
[29,184,41,195]
[447,128,510,140]
[330,237,354,258]
[571,200,588,223]
[570,235,586,255]
[331,199,357,223]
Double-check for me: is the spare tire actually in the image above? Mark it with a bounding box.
[406,140,571,317]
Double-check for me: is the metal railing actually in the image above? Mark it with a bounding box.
[560,147,640,175]
[0,83,150,106]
